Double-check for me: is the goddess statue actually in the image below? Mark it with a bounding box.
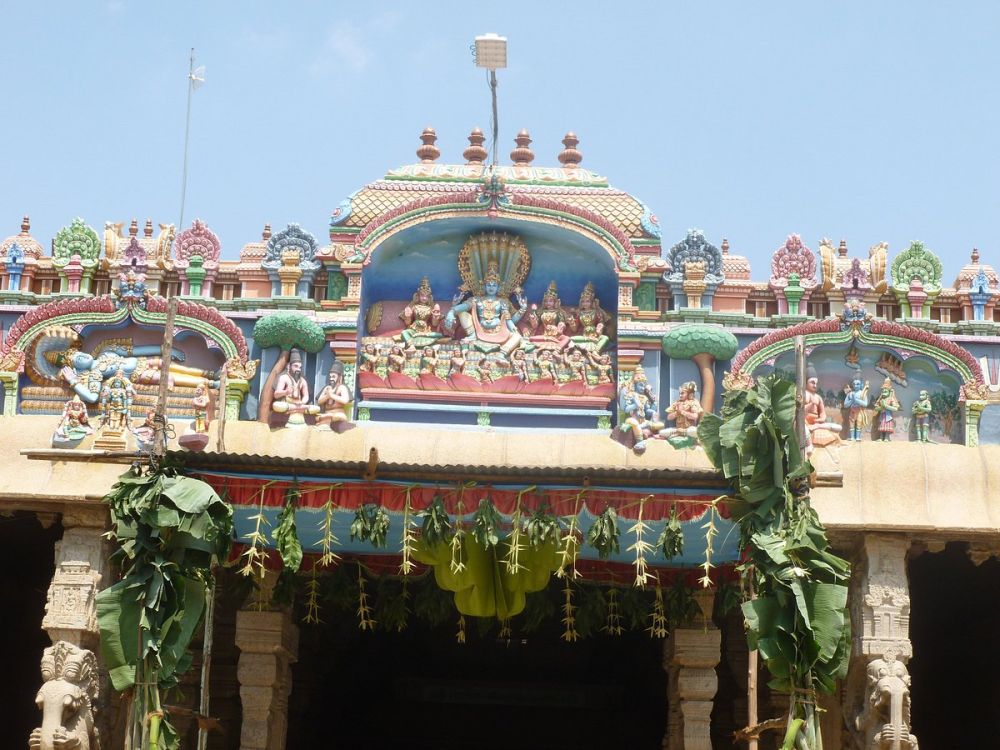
[445,261,527,354]
[568,282,612,353]
[398,277,444,350]
[843,378,870,442]
[525,281,571,351]
[315,361,353,432]
[911,390,932,443]
[53,395,93,443]
[873,378,900,441]
[271,349,320,424]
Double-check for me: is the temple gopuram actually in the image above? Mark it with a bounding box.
[3,127,1000,750]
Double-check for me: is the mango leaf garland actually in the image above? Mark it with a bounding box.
[657,504,684,560]
[525,504,560,549]
[419,494,454,548]
[698,374,851,750]
[586,506,620,559]
[273,490,303,574]
[471,497,502,549]
[350,504,390,548]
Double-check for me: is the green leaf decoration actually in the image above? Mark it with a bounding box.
[698,373,851,749]
[525,504,560,550]
[586,506,620,559]
[471,497,502,549]
[657,504,684,559]
[419,494,454,548]
[273,493,303,574]
[350,504,390,549]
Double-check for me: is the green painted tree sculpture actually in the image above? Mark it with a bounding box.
[253,313,326,421]
[661,324,738,412]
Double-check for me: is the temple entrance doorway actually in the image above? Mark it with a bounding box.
[286,580,667,750]
[908,542,1000,748]
[0,512,60,747]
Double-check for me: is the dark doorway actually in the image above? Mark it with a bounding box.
[0,513,61,747]
[909,542,1000,748]
[287,579,668,750]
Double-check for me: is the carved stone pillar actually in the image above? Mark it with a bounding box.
[846,534,919,750]
[663,589,720,750]
[42,523,108,649]
[235,588,299,750]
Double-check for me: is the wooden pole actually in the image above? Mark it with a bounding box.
[795,335,807,455]
[747,574,759,750]
[153,297,179,457]
[216,364,227,453]
[196,573,217,750]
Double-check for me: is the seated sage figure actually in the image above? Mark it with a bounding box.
[445,261,527,355]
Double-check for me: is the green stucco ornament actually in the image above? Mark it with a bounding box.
[53,217,100,268]
[662,324,738,412]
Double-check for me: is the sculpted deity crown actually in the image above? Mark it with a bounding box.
[413,276,434,302]
[458,231,531,296]
[544,280,559,301]
[264,223,320,270]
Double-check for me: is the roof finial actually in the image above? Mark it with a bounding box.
[972,247,980,264]
[721,238,730,255]
[20,215,30,234]
[129,219,138,237]
[262,223,272,241]
[510,128,534,166]
[416,126,440,163]
[144,219,153,238]
[464,127,488,165]
[838,239,848,257]
[558,131,582,167]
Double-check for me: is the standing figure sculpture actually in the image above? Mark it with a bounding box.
[911,389,933,443]
[398,276,443,351]
[100,369,134,432]
[843,378,870,442]
[270,349,319,425]
[570,282,612,353]
[445,261,527,355]
[191,383,211,433]
[873,378,900,441]
[315,360,354,432]
[803,375,842,453]
[663,381,703,440]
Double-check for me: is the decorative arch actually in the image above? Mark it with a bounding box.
[0,294,251,375]
[354,187,637,272]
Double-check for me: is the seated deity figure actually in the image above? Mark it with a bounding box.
[842,378,870,442]
[663,381,702,440]
[44,334,217,405]
[631,366,659,423]
[803,375,842,453]
[525,281,571,351]
[53,395,93,443]
[445,261,528,355]
[398,277,444,351]
[271,349,320,424]
[315,360,354,432]
[569,282,612,353]
[618,382,664,454]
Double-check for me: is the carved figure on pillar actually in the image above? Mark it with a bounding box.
[271,349,319,425]
[28,641,99,750]
[315,360,354,432]
[857,649,919,750]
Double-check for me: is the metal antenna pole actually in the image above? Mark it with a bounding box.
[179,48,195,230]
[489,69,499,171]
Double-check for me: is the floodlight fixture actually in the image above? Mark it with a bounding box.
[475,33,508,70]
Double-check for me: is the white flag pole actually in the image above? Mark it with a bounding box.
[179,48,205,230]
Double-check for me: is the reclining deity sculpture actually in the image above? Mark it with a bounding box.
[271,349,319,425]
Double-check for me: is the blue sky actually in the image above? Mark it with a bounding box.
[2,2,998,284]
